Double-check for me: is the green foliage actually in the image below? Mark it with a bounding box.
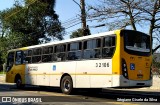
[0,51,3,64]
[0,0,64,46]
[0,51,3,71]
[0,0,64,64]
[0,71,5,74]
[70,28,91,38]
[70,28,83,38]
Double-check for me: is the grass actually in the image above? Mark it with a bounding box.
[0,71,6,74]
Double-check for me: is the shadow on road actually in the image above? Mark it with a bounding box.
[0,83,160,102]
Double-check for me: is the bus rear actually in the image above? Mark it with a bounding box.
[114,30,152,87]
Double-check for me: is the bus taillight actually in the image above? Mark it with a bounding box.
[122,58,128,79]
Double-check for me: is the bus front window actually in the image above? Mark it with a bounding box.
[123,30,151,56]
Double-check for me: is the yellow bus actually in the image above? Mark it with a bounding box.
[5,29,152,94]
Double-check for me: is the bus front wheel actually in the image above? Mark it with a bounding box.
[16,78,24,89]
[60,76,73,95]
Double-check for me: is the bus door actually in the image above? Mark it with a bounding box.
[6,52,15,83]
[14,51,26,84]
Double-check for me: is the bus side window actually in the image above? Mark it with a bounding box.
[92,38,101,58]
[102,36,116,58]
[32,48,42,63]
[53,44,66,61]
[67,42,82,60]
[83,38,101,59]
[42,46,53,62]
[24,50,32,63]
[6,52,14,71]
[15,51,23,65]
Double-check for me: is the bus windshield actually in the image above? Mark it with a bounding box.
[123,30,151,56]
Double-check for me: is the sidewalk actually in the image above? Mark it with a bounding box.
[0,74,5,83]
[151,75,160,90]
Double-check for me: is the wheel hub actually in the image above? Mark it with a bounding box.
[64,79,70,91]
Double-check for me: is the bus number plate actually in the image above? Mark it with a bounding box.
[96,63,109,67]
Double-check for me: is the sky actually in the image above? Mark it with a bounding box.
[0,0,104,40]
[0,0,159,51]
[0,0,15,10]
[0,0,157,47]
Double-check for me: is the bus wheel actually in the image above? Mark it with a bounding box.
[16,78,24,89]
[60,76,73,95]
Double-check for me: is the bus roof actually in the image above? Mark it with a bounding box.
[9,29,119,51]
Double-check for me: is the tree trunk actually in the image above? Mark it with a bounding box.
[149,0,158,50]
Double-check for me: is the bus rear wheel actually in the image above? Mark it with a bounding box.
[60,76,73,95]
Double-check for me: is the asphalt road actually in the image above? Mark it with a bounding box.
[0,83,159,105]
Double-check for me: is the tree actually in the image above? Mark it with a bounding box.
[0,0,64,64]
[0,51,3,71]
[152,55,160,75]
[0,0,64,47]
[70,28,83,38]
[88,0,160,52]
[70,27,91,38]
[0,43,5,71]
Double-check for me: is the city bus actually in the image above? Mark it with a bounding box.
[5,29,152,94]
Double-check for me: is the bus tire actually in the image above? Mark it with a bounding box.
[60,76,73,95]
[16,78,24,89]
